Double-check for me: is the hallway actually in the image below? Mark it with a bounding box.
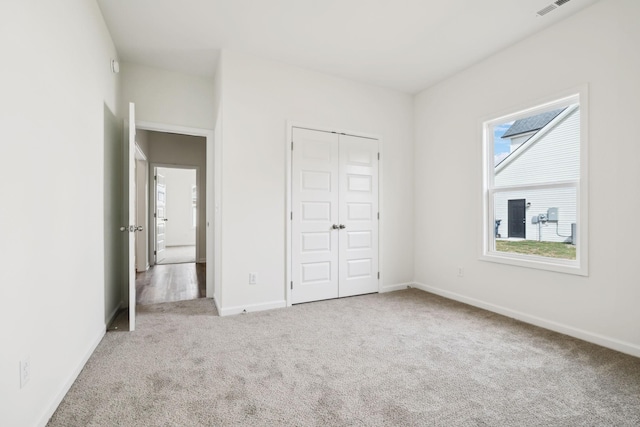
[136,263,205,305]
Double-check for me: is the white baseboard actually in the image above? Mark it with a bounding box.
[219,299,287,316]
[380,282,412,293]
[105,302,122,328]
[38,326,105,427]
[412,282,640,358]
[213,296,222,316]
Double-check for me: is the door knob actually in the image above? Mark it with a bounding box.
[339,224,346,229]
[136,226,144,232]
[163,218,168,222]
[332,224,339,230]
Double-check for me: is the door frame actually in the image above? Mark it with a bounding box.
[136,121,217,300]
[150,163,200,265]
[285,121,383,307]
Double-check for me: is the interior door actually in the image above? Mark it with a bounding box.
[338,135,379,297]
[291,128,340,304]
[126,102,137,331]
[155,171,167,264]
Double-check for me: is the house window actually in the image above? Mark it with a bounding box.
[482,89,588,275]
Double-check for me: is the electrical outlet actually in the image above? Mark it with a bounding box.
[249,272,257,285]
[20,357,30,388]
[457,267,464,278]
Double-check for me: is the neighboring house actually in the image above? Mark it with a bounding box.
[494,104,580,243]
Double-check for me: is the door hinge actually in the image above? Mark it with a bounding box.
[154,250,157,255]
[291,141,294,150]
[154,213,157,218]
[154,175,157,180]
[290,281,293,290]
[378,152,380,160]
[290,212,293,220]
[378,272,380,279]
[377,212,380,220]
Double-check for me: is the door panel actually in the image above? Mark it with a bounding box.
[338,134,379,297]
[127,103,136,331]
[291,128,340,304]
[508,199,526,238]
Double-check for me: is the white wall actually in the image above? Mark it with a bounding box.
[159,167,197,247]
[0,0,120,425]
[414,0,640,356]
[218,50,414,313]
[120,62,216,130]
[147,132,207,262]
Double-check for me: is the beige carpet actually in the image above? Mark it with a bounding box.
[48,289,640,426]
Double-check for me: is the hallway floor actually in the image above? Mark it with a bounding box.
[136,263,205,305]
[156,245,196,264]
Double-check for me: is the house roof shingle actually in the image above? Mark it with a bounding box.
[501,108,567,138]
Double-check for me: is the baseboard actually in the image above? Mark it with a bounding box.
[219,299,287,316]
[38,326,105,427]
[213,295,222,316]
[105,301,123,328]
[380,282,412,293]
[412,282,640,358]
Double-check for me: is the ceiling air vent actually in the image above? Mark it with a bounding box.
[555,0,571,6]
[537,4,557,16]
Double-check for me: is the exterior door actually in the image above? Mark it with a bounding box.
[338,135,379,297]
[155,171,167,264]
[291,127,379,304]
[291,128,340,304]
[508,199,526,238]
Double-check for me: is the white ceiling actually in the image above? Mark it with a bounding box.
[97,0,600,94]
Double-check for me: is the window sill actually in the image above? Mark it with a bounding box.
[480,251,588,276]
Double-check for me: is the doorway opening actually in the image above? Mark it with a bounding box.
[134,127,211,307]
[154,166,197,265]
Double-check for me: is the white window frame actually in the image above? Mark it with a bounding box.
[480,87,588,276]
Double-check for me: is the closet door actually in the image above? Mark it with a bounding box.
[291,128,340,304]
[338,134,379,297]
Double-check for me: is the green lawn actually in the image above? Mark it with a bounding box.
[496,240,576,260]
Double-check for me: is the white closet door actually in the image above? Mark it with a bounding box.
[338,134,379,297]
[291,128,340,304]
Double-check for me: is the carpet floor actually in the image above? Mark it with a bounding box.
[48,289,640,426]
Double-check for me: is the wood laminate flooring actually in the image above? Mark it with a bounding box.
[136,263,205,305]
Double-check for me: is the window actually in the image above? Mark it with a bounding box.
[482,89,588,275]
